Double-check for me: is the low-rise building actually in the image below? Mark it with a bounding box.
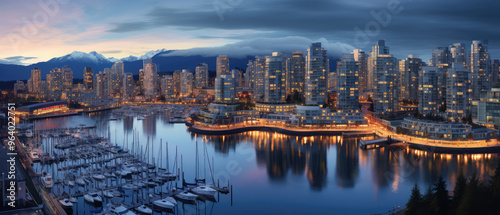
[292,105,366,126]
[401,118,472,140]
[254,103,296,113]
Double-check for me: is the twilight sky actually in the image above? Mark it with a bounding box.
[1,0,499,65]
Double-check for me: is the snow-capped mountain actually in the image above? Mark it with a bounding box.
[108,57,121,62]
[120,55,139,62]
[49,51,111,64]
[118,49,167,62]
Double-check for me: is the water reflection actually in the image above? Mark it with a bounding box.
[32,112,500,214]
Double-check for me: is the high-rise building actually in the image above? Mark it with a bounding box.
[180,69,194,97]
[470,40,491,99]
[109,62,124,97]
[48,68,63,92]
[336,53,359,112]
[62,66,73,91]
[352,49,368,93]
[14,81,26,96]
[215,75,237,103]
[429,47,452,68]
[173,70,181,97]
[231,69,242,87]
[161,75,175,98]
[264,52,286,103]
[305,42,329,105]
[216,55,230,77]
[30,68,41,94]
[418,66,440,115]
[399,55,425,103]
[143,59,157,99]
[446,63,471,118]
[96,71,109,99]
[490,59,500,84]
[449,43,467,67]
[83,67,93,90]
[368,40,390,91]
[286,51,305,95]
[373,55,399,113]
[245,61,254,89]
[195,63,209,89]
[138,69,144,95]
[123,72,134,101]
[251,56,266,102]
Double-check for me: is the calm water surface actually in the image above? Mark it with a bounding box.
[33,111,500,215]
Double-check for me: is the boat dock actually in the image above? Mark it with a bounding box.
[359,136,401,150]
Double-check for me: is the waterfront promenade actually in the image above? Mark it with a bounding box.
[188,122,500,153]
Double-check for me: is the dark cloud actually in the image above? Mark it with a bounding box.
[4,56,37,61]
[108,0,500,60]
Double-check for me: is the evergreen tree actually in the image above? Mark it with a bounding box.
[458,174,479,215]
[432,176,450,215]
[492,165,500,214]
[406,184,422,215]
[452,173,467,213]
[422,185,434,215]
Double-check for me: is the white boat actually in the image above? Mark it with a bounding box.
[137,116,145,120]
[84,193,102,204]
[93,174,106,181]
[41,174,54,189]
[76,178,86,186]
[69,197,78,203]
[108,203,136,215]
[191,186,217,197]
[103,190,115,198]
[109,115,118,120]
[153,198,175,209]
[135,205,152,214]
[175,191,198,201]
[165,197,177,205]
[122,184,138,190]
[25,130,33,138]
[59,198,73,208]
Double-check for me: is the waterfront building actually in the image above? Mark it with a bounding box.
[143,59,158,99]
[195,63,209,89]
[161,75,175,98]
[305,42,329,105]
[62,65,73,91]
[401,118,472,140]
[215,74,237,103]
[30,68,42,94]
[470,40,491,99]
[251,56,266,102]
[418,66,440,115]
[108,62,124,97]
[264,52,286,103]
[17,101,68,116]
[255,103,296,113]
[96,71,109,99]
[83,67,93,90]
[352,49,368,94]
[123,72,134,101]
[399,55,425,103]
[293,105,365,126]
[286,51,306,95]
[446,63,471,118]
[216,55,230,77]
[180,69,194,97]
[198,103,258,124]
[475,87,500,127]
[138,69,144,95]
[449,43,467,67]
[245,61,254,89]
[336,53,359,113]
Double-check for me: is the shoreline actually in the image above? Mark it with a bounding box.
[187,124,500,154]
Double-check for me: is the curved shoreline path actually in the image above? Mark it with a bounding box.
[187,123,500,154]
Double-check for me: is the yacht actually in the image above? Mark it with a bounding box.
[191,186,217,197]
[93,174,106,181]
[137,116,145,120]
[84,192,102,204]
[134,205,152,214]
[108,203,136,215]
[109,115,118,120]
[153,198,175,210]
[103,190,115,198]
[76,178,86,186]
[59,198,73,208]
[41,174,54,189]
[175,191,198,201]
